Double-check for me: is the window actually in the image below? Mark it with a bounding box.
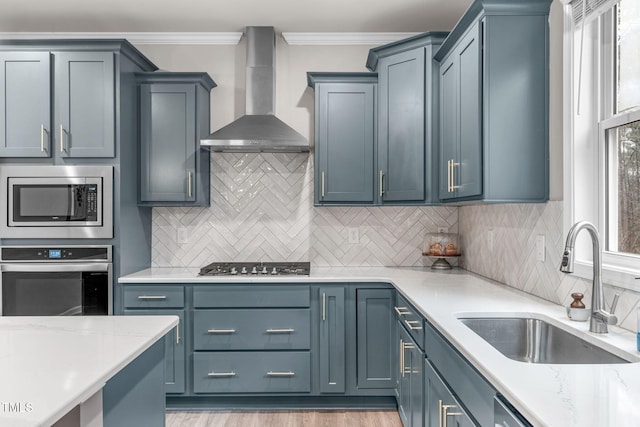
[565,0,640,289]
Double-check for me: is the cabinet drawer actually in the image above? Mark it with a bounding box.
[425,322,495,427]
[395,293,424,350]
[193,351,311,393]
[193,286,310,308]
[193,309,311,350]
[124,286,184,308]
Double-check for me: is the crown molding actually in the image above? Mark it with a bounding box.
[281,32,421,45]
[0,32,243,45]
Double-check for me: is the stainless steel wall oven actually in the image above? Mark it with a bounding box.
[0,246,112,316]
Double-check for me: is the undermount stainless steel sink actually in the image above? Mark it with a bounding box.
[459,317,630,364]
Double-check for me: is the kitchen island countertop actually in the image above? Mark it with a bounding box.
[120,266,640,426]
[0,315,178,427]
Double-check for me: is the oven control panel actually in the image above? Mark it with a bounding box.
[0,246,111,262]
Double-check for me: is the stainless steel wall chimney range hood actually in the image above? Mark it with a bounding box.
[200,26,309,152]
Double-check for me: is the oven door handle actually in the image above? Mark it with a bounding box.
[0,263,111,273]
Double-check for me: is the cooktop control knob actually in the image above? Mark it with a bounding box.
[261,266,268,274]
[271,267,278,275]
[230,267,238,275]
[251,266,258,274]
[241,267,248,274]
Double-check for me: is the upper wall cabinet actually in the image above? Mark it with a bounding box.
[307,73,377,205]
[367,32,447,205]
[435,0,552,203]
[0,40,156,159]
[136,72,216,206]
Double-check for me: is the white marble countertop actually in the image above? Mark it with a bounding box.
[119,266,640,427]
[0,315,178,427]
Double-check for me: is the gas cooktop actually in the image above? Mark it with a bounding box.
[198,261,310,276]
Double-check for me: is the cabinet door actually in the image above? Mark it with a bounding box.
[409,345,424,427]
[425,359,474,427]
[356,288,395,389]
[438,56,458,201]
[0,52,51,158]
[319,286,346,393]
[139,83,196,202]
[378,48,425,202]
[54,51,115,157]
[456,22,482,199]
[397,324,412,426]
[316,83,375,203]
[123,309,185,394]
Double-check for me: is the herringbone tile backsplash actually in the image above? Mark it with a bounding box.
[459,202,640,333]
[152,153,458,269]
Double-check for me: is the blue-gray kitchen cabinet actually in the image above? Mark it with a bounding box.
[0,52,51,157]
[123,285,186,394]
[55,51,116,158]
[318,286,346,393]
[438,22,482,201]
[435,0,551,203]
[425,359,474,427]
[137,72,216,206]
[0,49,117,158]
[425,321,496,426]
[307,73,377,205]
[367,32,447,205]
[394,293,425,427]
[356,288,395,390]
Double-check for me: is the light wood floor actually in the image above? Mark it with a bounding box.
[166,410,403,427]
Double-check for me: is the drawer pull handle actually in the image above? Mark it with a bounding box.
[267,371,295,377]
[394,306,411,316]
[404,320,423,331]
[266,328,295,333]
[207,372,236,377]
[207,329,236,334]
[442,404,462,427]
[137,295,167,300]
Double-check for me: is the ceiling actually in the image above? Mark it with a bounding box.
[0,0,474,34]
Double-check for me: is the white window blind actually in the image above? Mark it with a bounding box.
[572,0,621,24]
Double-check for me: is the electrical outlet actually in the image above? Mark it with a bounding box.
[177,227,188,245]
[536,235,545,262]
[348,227,359,244]
[487,229,494,252]
[437,227,448,233]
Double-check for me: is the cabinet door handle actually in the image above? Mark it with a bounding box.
[404,320,423,331]
[40,124,46,152]
[207,329,236,334]
[59,125,65,153]
[187,171,193,198]
[451,161,460,190]
[442,404,462,427]
[266,328,295,333]
[379,170,384,197]
[447,160,451,192]
[439,400,443,427]
[176,323,180,344]
[321,171,325,198]
[137,295,167,300]
[322,292,326,321]
[400,339,405,377]
[208,372,236,377]
[394,306,411,316]
[267,371,295,377]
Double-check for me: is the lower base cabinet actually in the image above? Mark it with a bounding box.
[425,359,474,427]
[397,324,424,427]
[193,351,311,393]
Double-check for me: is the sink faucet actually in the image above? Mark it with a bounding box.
[560,221,617,333]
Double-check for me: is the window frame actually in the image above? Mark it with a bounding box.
[564,1,640,291]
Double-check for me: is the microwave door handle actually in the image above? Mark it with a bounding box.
[70,186,76,217]
[0,263,111,273]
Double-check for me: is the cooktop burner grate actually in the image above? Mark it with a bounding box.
[198,261,310,276]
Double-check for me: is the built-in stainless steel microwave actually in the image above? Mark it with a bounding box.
[0,165,113,239]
